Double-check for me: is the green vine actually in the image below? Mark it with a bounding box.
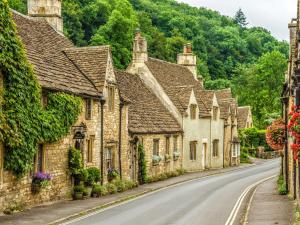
[0,0,82,177]
[138,144,147,184]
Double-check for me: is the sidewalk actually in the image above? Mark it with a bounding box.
[0,163,258,225]
[244,177,293,225]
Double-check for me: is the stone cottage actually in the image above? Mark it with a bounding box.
[127,31,225,171]
[115,70,183,179]
[215,89,240,167]
[0,0,127,211]
[237,106,253,129]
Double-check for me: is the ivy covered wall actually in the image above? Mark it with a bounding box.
[0,0,82,177]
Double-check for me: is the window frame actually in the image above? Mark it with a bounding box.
[153,139,160,156]
[190,141,197,160]
[106,147,113,170]
[87,136,95,163]
[212,140,219,157]
[165,137,170,155]
[85,98,92,120]
[34,144,45,173]
[173,135,178,152]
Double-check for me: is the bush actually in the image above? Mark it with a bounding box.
[92,185,108,197]
[107,168,119,182]
[113,179,127,192]
[69,148,83,176]
[138,144,147,184]
[105,183,118,194]
[82,187,89,197]
[86,167,101,186]
[79,169,89,182]
[239,127,270,150]
[176,168,187,175]
[124,179,138,189]
[277,174,287,195]
[240,149,252,164]
[73,185,85,193]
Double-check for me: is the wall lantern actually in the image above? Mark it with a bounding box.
[72,122,87,140]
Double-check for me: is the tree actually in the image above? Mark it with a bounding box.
[234,8,248,27]
[232,51,287,128]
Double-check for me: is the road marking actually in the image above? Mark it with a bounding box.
[55,162,277,225]
[243,185,258,225]
[224,175,276,225]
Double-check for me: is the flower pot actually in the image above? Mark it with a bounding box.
[92,193,99,198]
[73,192,83,200]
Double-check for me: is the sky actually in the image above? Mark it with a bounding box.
[177,0,297,41]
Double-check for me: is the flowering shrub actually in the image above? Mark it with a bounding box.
[107,168,119,182]
[31,172,52,194]
[288,105,300,160]
[265,119,285,151]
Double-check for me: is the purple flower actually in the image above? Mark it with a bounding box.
[33,172,52,181]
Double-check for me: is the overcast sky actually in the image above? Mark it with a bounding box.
[177,0,297,41]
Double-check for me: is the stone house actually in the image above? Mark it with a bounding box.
[115,70,183,179]
[237,106,253,129]
[282,3,299,201]
[215,89,240,167]
[0,0,127,211]
[127,31,225,171]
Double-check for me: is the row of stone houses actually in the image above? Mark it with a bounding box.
[0,0,252,211]
[283,0,300,201]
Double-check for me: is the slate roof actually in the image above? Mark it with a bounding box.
[145,58,210,117]
[115,70,182,134]
[218,98,237,120]
[64,46,110,92]
[13,11,100,97]
[237,106,251,129]
[215,89,232,100]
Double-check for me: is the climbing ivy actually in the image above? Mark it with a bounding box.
[0,0,82,177]
[138,144,147,184]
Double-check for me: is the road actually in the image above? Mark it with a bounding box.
[65,159,280,225]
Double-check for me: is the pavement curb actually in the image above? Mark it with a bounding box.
[49,163,256,225]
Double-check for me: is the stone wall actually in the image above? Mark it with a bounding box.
[0,98,101,212]
[138,133,183,177]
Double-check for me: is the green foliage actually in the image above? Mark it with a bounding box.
[137,144,147,184]
[105,182,118,194]
[234,8,248,27]
[0,1,82,177]
[73,184,85,193]
[68,148,83,176]
[204,79,232,90]
[86,167,101,186]
[277,174,287,195]
[113,178,127,192]
[92,184,108,197]
[232,51,287,128]
[240,148,252,164]
[239,127,269,150]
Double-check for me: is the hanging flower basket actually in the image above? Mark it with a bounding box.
[31,172,52,194]
[265,119,285,151]
[288,105,300,161]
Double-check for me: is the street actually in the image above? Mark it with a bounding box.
[64,159,280,225]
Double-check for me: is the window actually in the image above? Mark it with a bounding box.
[213,140,219,157]
[190,141,197,160]
[106,147,114,169]
[35,144,45,173]
[108,86,115,111]
[190,104,197,120]
[153,139,160,156]
[165,137,170,154]
[232,143,237,157]
[173,136,178,152]
[87,136,95,163]
[85,98,92,120]
[213,106,218,120]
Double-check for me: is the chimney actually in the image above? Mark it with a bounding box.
[27,0,63,33]
[132,28,148,65]
[177,43,197,79]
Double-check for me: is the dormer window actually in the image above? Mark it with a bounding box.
[108,86,115,111]
[85,98,92,120]
[190,104,197,120]
[213,106,218,120]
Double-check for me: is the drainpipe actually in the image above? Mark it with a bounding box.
[100,97,106,185]
[118,100,124,180]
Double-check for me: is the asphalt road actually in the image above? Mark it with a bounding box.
[66,159,280,225]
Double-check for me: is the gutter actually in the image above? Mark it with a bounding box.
[100,97,106,185]
[118,100,124,180]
